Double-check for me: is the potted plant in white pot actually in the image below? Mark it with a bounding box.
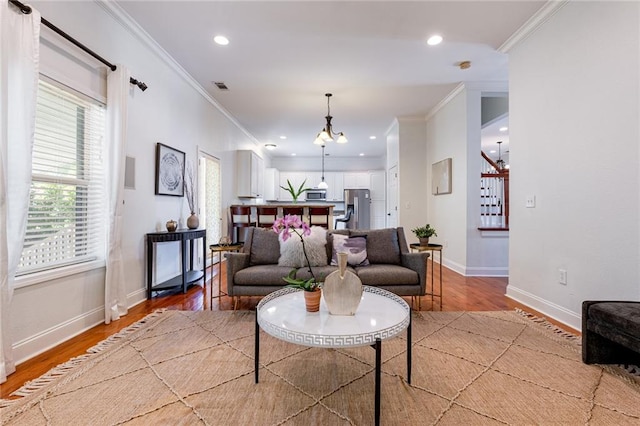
[411,224,437,246]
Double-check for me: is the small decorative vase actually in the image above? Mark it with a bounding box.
[166,220,177,232]
[304,288,322,312]
[323,252,363,315]
[419,237,429,246]
[187,213,199,229]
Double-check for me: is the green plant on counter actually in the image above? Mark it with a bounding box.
[280,178,309,202]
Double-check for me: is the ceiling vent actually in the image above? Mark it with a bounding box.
[213,81,229,91]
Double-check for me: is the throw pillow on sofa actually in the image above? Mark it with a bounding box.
[330,234,369,266]
[278,226,328,267]
[249,227,281,265]
[351,228,401,265]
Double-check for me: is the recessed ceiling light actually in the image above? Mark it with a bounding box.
[279,135,287,140]
[264,144,277,150]
[427,35,443,46]
[369,136,376,140]
[214,35,229,46]
[291,153,296,156]
[359,153,365,156]
[489,150,497,154]
[499,127,508,132]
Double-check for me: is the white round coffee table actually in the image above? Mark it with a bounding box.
[255,286,412,426]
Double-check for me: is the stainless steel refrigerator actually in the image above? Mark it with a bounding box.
[343,189,371,229]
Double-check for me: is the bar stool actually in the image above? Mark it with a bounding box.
[309,207,330,228]
[334,208,352,229]
[230,206,255,243]
[257,206,278,228]
[282,206,304,218]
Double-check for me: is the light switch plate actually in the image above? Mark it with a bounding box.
[525,195,536,208]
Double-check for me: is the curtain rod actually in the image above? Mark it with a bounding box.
[8,0,148,90]
[9,0,116,71]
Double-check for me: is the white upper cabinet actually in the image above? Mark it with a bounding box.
[264,168,280,201]
[343,172,371,189]
[236,150,264,198]
[324,172,344,201]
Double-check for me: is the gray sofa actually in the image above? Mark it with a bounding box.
[225,226,429,302]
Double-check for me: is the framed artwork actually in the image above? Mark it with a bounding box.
[155,143,185,196]
[432,158,452,195]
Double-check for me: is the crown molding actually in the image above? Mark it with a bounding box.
[95,0,261,147]
[499,0,569,53]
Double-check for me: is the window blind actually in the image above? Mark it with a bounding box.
[18,79,106,275]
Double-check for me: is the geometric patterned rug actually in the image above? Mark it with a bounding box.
[2,309,639,425]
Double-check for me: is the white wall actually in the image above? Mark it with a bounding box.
[424,84,509,276]
[425,91,469,273]
[507,1,640,329]
[10,1,259,363]
[396,118,428,243]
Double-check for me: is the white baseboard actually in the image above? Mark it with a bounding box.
[464,266,509,277]
[12,306,105,365]
[13,287,150,366]
[506,285,581,331]
[441,257,508,277]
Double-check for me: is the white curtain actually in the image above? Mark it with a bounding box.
[0,3,40,383]
[104,65,129,324]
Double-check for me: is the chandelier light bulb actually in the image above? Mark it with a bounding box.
[336,132,348,144]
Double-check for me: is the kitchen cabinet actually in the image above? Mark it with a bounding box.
[343,172,370,189]
[369,171,386,229]
[324,172,344,201]
[237,150,264,198]
[264,168,280,201]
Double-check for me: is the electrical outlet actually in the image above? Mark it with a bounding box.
[526,195,536,208]
[559,269,567,285]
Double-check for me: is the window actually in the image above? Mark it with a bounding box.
[18,78,106,275]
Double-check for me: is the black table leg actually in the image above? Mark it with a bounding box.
[255,313,260,383]
[407,312,412,384]
[374,338,381,426]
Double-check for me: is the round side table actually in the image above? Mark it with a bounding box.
[409,243,443,308]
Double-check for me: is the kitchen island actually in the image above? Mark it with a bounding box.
[230,203,335,229]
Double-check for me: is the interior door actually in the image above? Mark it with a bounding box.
[199,151,222,265]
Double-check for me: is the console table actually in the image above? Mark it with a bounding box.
[146,229,206,299]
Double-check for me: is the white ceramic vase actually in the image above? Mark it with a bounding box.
[323,252,363,315]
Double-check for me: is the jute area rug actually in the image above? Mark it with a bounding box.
[2,310,640,425]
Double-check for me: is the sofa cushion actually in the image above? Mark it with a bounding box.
[351,228,401,265]
[234,265,295,286]
[294,265,349,282]
[587,302,640,335]
[249,227,281,265]
[278,226,328,267]
[330,234,369,266]
[355,264,418,286]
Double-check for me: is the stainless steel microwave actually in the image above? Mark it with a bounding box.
[305,189,327,201]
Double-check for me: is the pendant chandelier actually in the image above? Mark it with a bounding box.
[318,144,328,189]
[313,93,348,145]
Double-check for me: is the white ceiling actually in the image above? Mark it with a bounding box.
[116,1,544,159]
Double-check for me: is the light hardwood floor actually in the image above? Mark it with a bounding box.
[1,261,574,399]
